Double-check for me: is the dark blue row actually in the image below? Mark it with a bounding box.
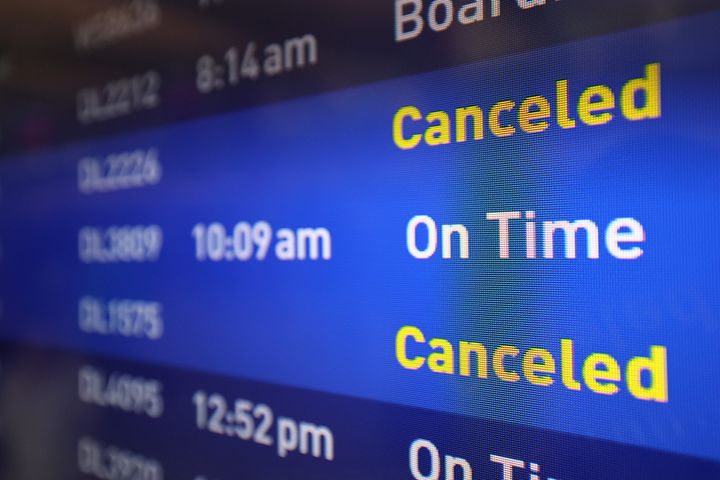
[0,341,717,479]
[0,0,718,153]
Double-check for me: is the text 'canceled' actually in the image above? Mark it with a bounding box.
[392,63,661,150]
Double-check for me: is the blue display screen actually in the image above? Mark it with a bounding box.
[0,1,719,478]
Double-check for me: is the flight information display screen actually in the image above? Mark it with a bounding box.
[0,1,719,478]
